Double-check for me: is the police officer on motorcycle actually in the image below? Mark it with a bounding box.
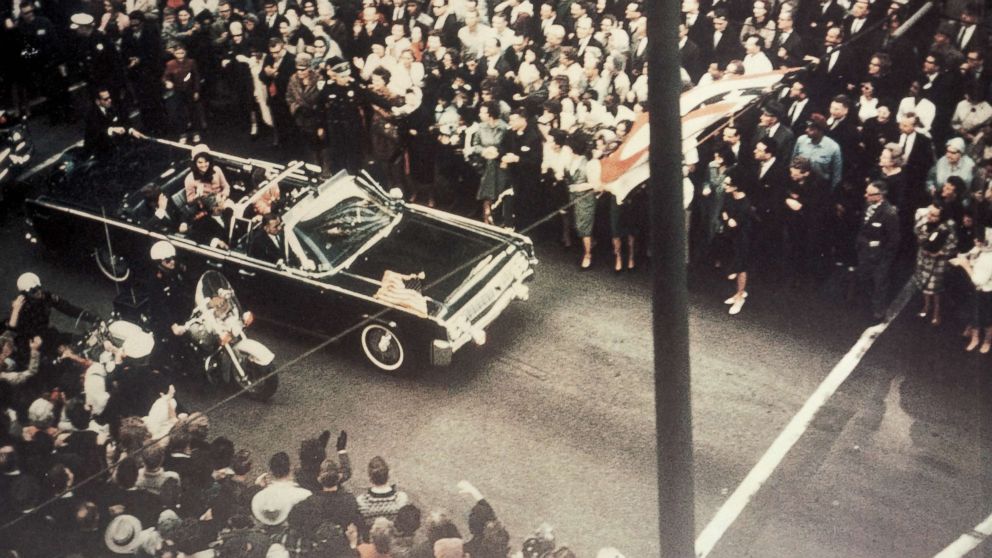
[5,272,89,361]
[142,241,193,371]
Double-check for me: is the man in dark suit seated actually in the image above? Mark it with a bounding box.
[249,214,286,264]
[132,184,186,234]
[188,203,231,250]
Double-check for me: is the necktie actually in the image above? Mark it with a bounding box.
[958,27,967,49]
[789,102,798,123]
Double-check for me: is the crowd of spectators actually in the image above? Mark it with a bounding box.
[4,0,992,305]
[4,0,992,553]
[0,319,601,558]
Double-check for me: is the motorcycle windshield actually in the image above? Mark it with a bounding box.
[194,271,244,316]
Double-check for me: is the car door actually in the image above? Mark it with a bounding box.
[167,233,229,286]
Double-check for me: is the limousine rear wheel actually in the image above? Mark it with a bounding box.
[94,247,131,283]
[360,324,406,372]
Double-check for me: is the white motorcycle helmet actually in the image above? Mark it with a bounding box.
[150,241,176,261]
[16,272,41,293]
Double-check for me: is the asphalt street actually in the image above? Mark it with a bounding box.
[3,115,992,558]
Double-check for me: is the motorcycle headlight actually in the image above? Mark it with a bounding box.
[10,131,22,142]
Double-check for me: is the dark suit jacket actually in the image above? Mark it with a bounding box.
[826,116,863,180]
[630,36,648,77]
[189,213,231,247]
[133,198,183,234]
[684,13,711,48]
[249,230,285,263]
[706,25,745,69]
[770,29,804,68]
[785,98,814,133]
[84,104,126,156]
[121,26,163,81]
[954,23,987,55]
[809,45,858,104]
[433,12,463,49]
[856,200,900,265]
[259,51,296,102]
[749,157,789,221]
[752,123,796,162]
[352,21,389,57]
[479,52,515,80]
[257,13,288,39]
[680,38,704,82]
[800,0,845,43]
[900,131,935,202]
[385,5,409,26]
[572,36,603,59]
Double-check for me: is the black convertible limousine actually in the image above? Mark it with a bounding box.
[24,139,536,371]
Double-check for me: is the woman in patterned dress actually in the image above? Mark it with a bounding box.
[914,204,958,326]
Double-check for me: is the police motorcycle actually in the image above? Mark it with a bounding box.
[63,307,162,420]
[174,270,278,401]
[0,109,32,195]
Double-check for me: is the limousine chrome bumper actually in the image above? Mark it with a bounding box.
[431,249,533,366]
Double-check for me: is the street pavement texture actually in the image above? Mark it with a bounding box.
[2,118,992,558]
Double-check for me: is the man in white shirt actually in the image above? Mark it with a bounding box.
[457,9,493,59]
[896,80,937,137]
[491,12,517,50]
[596,14,629,55]
[742,34,773,74]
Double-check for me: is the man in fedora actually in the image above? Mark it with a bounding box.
[104,514,144,554]
[251,452,311,528]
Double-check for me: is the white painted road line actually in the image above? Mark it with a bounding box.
[933,513,992,557]
[19,140,83,181]
[695,280,915,558]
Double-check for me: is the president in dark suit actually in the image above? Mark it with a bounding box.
[132,184,184,234]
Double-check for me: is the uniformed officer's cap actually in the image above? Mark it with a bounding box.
[326,56,351,76]
[70,13,95,28]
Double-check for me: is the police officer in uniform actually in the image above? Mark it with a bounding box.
[17,1,72,123]
[854,180,900,321]
[70,13,127,108]
[142,241,193,371]
[5,272,88,361]
[321,55,366,174]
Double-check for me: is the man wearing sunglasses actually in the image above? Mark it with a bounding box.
[5,273,88,361]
